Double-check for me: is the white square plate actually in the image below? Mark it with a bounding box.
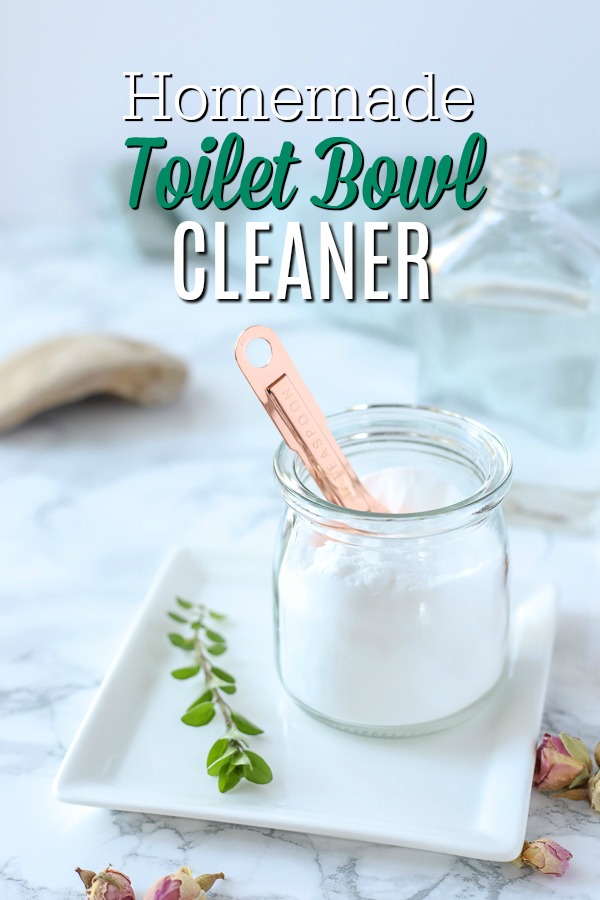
[54,547,555,861]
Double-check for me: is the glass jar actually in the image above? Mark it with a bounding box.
[419,151,600,530]
[273,404,512,737]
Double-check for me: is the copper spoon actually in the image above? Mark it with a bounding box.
[235,325,387,514]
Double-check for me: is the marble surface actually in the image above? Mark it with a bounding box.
[1,226,600,899]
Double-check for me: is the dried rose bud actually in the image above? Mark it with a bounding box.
[589,770,600,812]
[595,741,600,769]
[76,867,135,899]
[195,873,224,892]
[76,869,97,891]
[533,732,592,792]
[144,867,223,900]
[512,839,572,876]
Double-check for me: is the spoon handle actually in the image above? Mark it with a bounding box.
[235,325,387,514]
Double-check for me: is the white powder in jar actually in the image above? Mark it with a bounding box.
[276,466,509,729]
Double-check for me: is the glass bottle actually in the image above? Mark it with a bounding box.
[419,152,600,530]
[273,404,512,737]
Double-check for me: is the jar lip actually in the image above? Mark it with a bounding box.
[273,403,513,525]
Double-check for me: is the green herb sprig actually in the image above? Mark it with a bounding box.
[168,596,273,793]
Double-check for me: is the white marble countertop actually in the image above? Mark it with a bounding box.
[1,226,599,899]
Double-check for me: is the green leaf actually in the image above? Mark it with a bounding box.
[211,667,235,684]
[217,762,231,791]
[205,629,226,643]
[181,702,215,726]
[209,610,226,621]
[167,611,188,624]
[244,751,273,784]
[176,597,193,609]
[168,633,195,651]
[208,672,236,695]
[186,690,212,710]
[218,762,244,793]
[231,712,263,735]
[207,643,226,656]
[230,750,251,766]
[560,732,591,766]
[171,665,200,680]
[208,752,236,777]
[190,621,203,630]
[206,739,237,775]
[207,738,229,765]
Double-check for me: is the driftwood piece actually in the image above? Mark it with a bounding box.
[0,334,188,433]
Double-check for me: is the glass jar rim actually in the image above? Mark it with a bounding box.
[273,403,512,530]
